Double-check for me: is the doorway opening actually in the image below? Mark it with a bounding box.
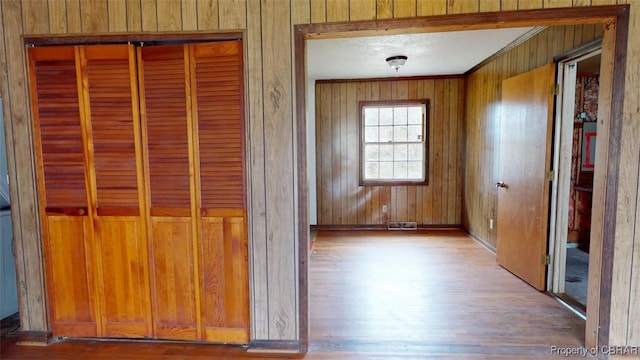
[295,6,628,353]
[550,41,603,315]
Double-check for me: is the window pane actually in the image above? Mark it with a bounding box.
[408,161,423,179]
[364,126,378,142]
[408,106,423,124]
[394,162,407,179]
[393,107,407,125]
[394,125,408,142]
[365,162,379,179]
[364,108,379,125]
[379,144,393,161]
[379,108,393,125]
[408,143,423,161]
[380,162,393,179]
[360,102,427,183]
[407,125,422,141]
[394,144,408,161]
[379,126,393,142]
[364,144,379,161]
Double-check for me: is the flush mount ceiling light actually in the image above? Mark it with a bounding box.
[386,55,408,72]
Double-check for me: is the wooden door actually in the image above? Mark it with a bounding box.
[190,41,249,344]
[138,44,202,341]
[496,63,556,291]
[30,45,153,338]
[80,45,152,338]
[29,46,99,337]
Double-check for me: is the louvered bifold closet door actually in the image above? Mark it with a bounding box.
[29,46,98,337]
[80,45,152,338]
[138,45,201,341]
[190,41,249,344]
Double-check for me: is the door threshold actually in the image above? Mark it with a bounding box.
[551,293,586,320]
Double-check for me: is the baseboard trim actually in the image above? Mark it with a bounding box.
[17,330,53,346]
[247,340,302,353]
[466,231,497,254]
[311,224,463,231]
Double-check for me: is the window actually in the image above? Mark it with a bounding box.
[359,100,428,185]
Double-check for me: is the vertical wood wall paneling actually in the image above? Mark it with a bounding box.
[80,0,108,33]
[627,3,640,343]
[2,0,639,350]
[197,0,220,30]
[350,0,376,21]
[126,0,142,32]
[376,0,393,19]
[219,0,246,30]
[2,0,49,333]
[261,0,297,341]
[611,1,640,345]
[22,0,49,34]
[156,0,182,32]
[315,78,463,226]
[181,0,198,31]
[107,0,127,32]
[463,24,608,248]
[245,0,269,340]
[141,0,158,32]
[66,0,82,33]
[394,0,416,18]
[48,0,67,33]
[327,0,349,22]
[416,0,446,16]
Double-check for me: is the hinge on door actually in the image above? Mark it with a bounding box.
[546,170,554,181]
[542,254,551,265]
[551,84,560,95]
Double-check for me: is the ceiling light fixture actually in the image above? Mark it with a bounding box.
[386,55,408,72]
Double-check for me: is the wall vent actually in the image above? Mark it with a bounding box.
[387,221,417,230]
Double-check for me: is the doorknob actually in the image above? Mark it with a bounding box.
[495,181,507,188]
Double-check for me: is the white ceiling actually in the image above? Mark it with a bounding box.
[307,27,536,80]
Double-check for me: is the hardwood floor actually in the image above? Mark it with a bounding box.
[1,230,593,359]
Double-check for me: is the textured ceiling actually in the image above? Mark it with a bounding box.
[307,27,536,80]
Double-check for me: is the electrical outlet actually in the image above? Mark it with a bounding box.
[382,205,388,213]
[489,218,494,229]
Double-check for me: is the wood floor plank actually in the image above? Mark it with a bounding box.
[1,230,593,359]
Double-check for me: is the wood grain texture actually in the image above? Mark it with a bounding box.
[2,0,639,352]
[0,230,593,359]
[315,77,463,226]
[45,216,96,337]
[244,0,269,340]
[496,63,555,291]
[463,24,604,249]
[261,0,297,341]
[149,217,199,340]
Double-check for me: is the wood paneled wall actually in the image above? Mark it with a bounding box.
[1,0,639,349]
[463,24,603,249]
[315,78,464,226]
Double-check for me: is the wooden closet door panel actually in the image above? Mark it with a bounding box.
[30,48,88,209]
[201,215,249,344]
[138,45,201,340]
[98,217,149,338]
[46,216,97,337]
[192,41,245,211]
[191,41,249,343]
[81,45,152,337]
[28,46,98,337]
[150,218,199,340]
[139,45,192,213]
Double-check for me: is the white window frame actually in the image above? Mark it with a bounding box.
[359,100,429,186]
